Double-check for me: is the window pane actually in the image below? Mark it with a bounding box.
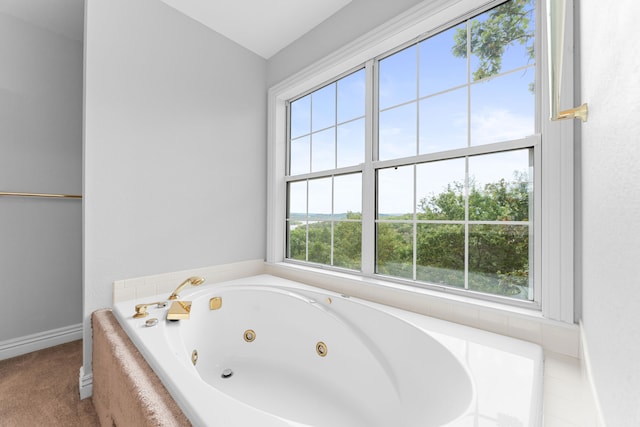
[286,0,537,303]
[334,173,361,217]
[290,135,310,176]
[416,223,464,287]
[377,165,413,217]
[376,222,413,279]
[308,177,332,220]
[416,158,466,221]
[308,222,331,264]
[419,23,467,96]
[379,102,417,161]
[337,118,364,168]
[287,180,308,261]
[379,45,417,110]
[334,221,361,270]
[312,83,336,132]
[468,224,531,300]
[470,68,535,146]
[290,95,310,139]
[419,87,467,154]
[288,180,307,218]
[311,128,335,172]
[337,69,365,123]
[469,0,535,79]
[468,149,531,221]
[287,221,307,261]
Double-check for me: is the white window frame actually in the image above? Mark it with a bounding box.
[267,0,575,323]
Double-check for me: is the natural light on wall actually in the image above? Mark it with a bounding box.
[547,0,587,121]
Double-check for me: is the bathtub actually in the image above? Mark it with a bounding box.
[113,274,543,426]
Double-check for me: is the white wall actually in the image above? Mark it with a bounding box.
[266,0,424,87]
[83,0,267,380]
[0,13,83,343]
[580,0,640,425]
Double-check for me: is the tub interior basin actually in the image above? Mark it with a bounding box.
[171,286,474,427]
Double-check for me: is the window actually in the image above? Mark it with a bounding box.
[287,69,365,270]
[271,0,574,320]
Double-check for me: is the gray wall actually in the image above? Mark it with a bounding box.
[267,0,424,87]
[0,13,83,342]
[580,0,640,425]
[83,0,267,375]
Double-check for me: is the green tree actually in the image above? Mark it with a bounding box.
[288,213,363,270]
[334,212,362,270]
[452,0,535,81]
[288,224,307,261]
[376,222,413,279]
[415,171,531,298]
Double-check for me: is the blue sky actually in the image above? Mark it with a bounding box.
[289,0,535,216]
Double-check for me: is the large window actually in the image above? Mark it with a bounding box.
[273,0,574,320]
[286,0,537,304]
[286,69,365,270]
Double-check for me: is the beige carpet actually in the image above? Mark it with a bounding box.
[0,340,99,426]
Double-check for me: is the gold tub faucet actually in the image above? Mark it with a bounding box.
[168,276,205,300]
[166,276,205,321]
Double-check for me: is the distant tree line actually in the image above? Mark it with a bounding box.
[289,172,531,300]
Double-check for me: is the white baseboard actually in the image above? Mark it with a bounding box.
[0,323,82,361]
[79,365,93,399]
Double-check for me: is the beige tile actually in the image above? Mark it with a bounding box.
[477,309,510,336]
[542,324,580,357]
[135,281,157,299]
[113,286,136,303]
[544,374,584,400]
[544,391,586,425]
[123,277,145,288]
[426,299,453,321]
[451,304,479,327]
[545,352,582,383]
[508,315,543,344]
[543,415,581,427]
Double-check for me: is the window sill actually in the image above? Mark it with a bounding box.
[264,261,580,358]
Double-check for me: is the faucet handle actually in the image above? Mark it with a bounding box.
[133,301,167,319]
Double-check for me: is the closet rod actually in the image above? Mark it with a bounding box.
[0,191,82,199]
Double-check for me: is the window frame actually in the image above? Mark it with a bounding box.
[267,0,575,323]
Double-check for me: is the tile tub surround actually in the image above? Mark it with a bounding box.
[114,260,580,358]
[114,275,544,426]
[112,259,266,303]
[111,264,597,425]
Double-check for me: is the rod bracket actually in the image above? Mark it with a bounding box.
[551,103,588,122]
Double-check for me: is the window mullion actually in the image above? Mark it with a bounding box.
[305,179,310,262]
[361,59,376,275]
[412,164,418,281]
[464,18,471,291]
[330,176,335,266]
[464,157,470,290]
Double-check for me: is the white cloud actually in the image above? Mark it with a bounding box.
[471,108,534,145]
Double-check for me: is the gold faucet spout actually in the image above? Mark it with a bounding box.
[167,300,193,320]
[168,276,205,300]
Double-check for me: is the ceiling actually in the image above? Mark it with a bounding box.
[0,0,84,41]
[159,0,352,59]
[0,0,352,58]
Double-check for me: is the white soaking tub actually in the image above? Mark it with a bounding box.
[113,274,543,427]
